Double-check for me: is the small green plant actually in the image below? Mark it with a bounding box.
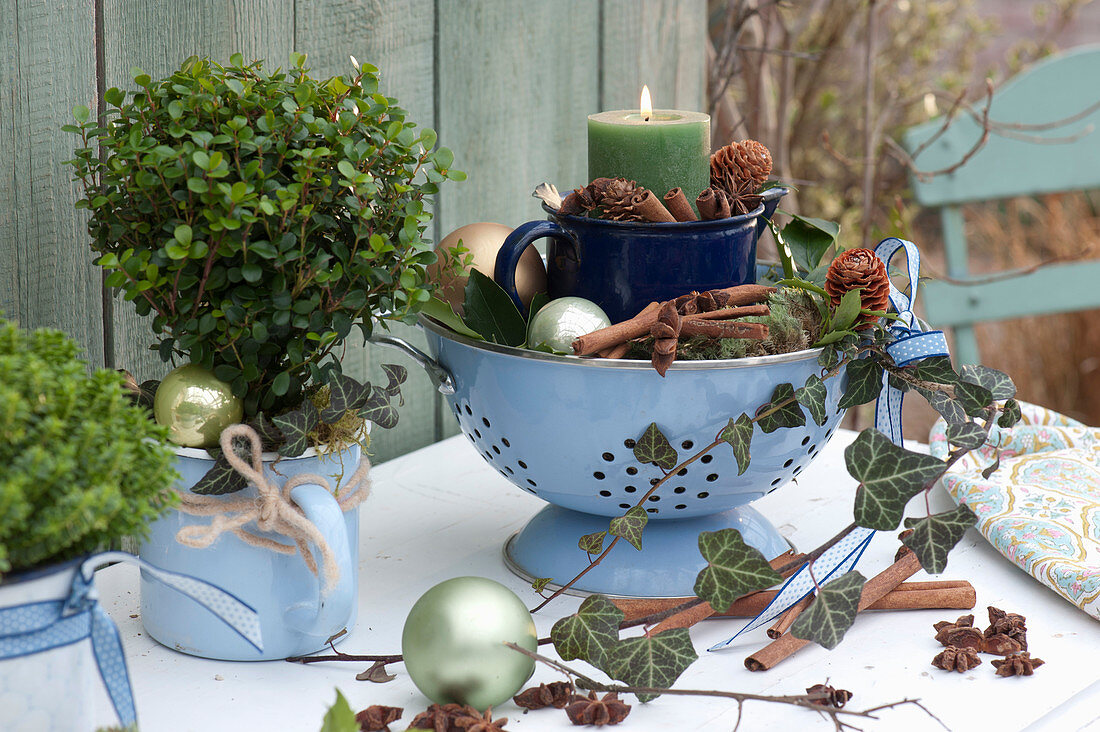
[65,53,464,417]
[0,317,178,579]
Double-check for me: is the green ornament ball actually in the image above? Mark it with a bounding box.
[154,363,243,448]
[401,576,537,709]
[527,296,611,353]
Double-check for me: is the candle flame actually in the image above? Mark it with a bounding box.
[640,85,652,121]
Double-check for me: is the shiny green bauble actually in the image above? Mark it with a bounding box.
[154,363,243,448]
[401,577,537,709]
[527,296,611,353]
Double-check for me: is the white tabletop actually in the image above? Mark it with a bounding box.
[94,429,1100,731]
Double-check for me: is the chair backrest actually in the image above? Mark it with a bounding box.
[903,45,1100,364]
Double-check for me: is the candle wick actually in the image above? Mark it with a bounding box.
[643,114,651,122]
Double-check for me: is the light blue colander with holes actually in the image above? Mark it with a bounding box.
[374,317,848,597]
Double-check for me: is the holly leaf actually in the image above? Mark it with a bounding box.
[693,529,782,612]
[756,383,806,433]
[781,213,839,273]
[579,530,607,556]
[359,385,399,429]
[551,594,623,671]
[830,288,863,333]
[605,628,698,702]
[839,358,884,409]
[959,364,1016,400]
[946,422,987,451]
[322,371,370,423]
[462,269,528,346]
[320,690,358,732]
[847,429,948,530]
[609,506,649,551]
[998,398,1022,428]
[790,571,865,649]
[632,423,678,471]
[954,380,994,416]
[190,453,249,495]
[916,385,970,424]
[273,399,319,457]
[902,504,977,573]
[719,413,753,475]
[795,373,829,426]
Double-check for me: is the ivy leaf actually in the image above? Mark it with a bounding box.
[790,570,866,650]
[551,594,623,671]
[902,504,977,573]
[718,413,753,475]
[531,577,552,593]
[839,359,884,409]
[381,363,407,404]
[608,506,649,551]
[137,379,160,410]
[830,288,863,333]
[322,371,370,422]
[847,429,948,530]
[910,356,958,385]
[273,399,319,457]
[946,422,987,451]
[247,411,285,451]
[959,364,1016,400]
[998,398,1022,428]
[579,530,607,556]
[916,385,970,425]
[954,380,994,417]
[632,423,678,471]
[693,529,782,612]
[190,453,249,495]
[605,629,698,702]
[461,269,527,346]
[795,373,829,426]
[756,383,806,433]
[320,690,359,732]
[359,385,399,429]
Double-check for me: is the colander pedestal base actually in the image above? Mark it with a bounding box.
[503,503,791,598]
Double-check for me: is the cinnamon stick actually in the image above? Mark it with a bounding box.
[630,189,677,223]
[767,594,814,639]
[684,304,770,321]
[696,187,730,220]
[597,342,632,359]
[663,188,698,222]
[573,302,661,355]
[744,551,922,671]
[679,320,768,340]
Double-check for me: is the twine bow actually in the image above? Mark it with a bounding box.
[176,424,370,594]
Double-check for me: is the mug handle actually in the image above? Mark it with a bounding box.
[495,220,577,315]
[288,483,354,634]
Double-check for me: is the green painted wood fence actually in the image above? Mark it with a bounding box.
[0,0,705,462]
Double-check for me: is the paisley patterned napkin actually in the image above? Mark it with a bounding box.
[929,401,1099,620]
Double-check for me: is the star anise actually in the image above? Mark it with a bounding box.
[984,606,1027,649]
[453,706,508,732]
[564,691,631,726]
[355,704,403,732]
[805,683,853,708]
[514,681,574,710]
[408,703,468,732]
[933,614,975,645]
[931,645,983,672]
[992,652,1045,677]
[981,633,1025,655]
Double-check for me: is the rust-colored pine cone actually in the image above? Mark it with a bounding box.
[824,248,891,330]
[711,139,773,195]
[599,178,645,222]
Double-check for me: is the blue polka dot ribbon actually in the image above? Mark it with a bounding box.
[0,551,262,727]
[709,238,950,652]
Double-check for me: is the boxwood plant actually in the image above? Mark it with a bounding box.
[65,53,463,492]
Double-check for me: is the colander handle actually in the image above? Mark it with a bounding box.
[369,334,455,395]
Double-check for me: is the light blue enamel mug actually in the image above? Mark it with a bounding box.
[138,442,362,661]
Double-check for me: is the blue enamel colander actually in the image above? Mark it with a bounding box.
[375,318,848,597]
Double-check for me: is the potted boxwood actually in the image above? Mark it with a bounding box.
[65,52,463,660]
[0,316,178,729]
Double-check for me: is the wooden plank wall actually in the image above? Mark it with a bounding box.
[0,0,705,463]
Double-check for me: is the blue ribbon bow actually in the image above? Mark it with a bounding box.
[0,552,262,727]
[709,238,950,651]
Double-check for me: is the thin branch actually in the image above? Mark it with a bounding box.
[735,44,820,60]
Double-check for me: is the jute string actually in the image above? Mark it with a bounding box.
[175,424,371,594]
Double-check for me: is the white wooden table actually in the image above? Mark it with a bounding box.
[94,429,1100,731]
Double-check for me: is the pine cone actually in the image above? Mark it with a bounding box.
[932,645,983,672]
[355,705,403,732]
[514,681,574,710]
[823,248,891,329]
[992,652,1045,677]
[599,179,645,221]
[564,691,631,726]
[711,139,773,196]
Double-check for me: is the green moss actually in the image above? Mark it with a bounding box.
[0,318,179,578]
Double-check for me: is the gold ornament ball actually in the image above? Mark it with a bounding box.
[154,363,244,448]
[428,222,547,313]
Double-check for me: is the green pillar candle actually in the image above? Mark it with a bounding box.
[588,108,710,205]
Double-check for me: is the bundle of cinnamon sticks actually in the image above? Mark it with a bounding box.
[572,284,775,375]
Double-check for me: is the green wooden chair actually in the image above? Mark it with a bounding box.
[904,45,1100,365]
